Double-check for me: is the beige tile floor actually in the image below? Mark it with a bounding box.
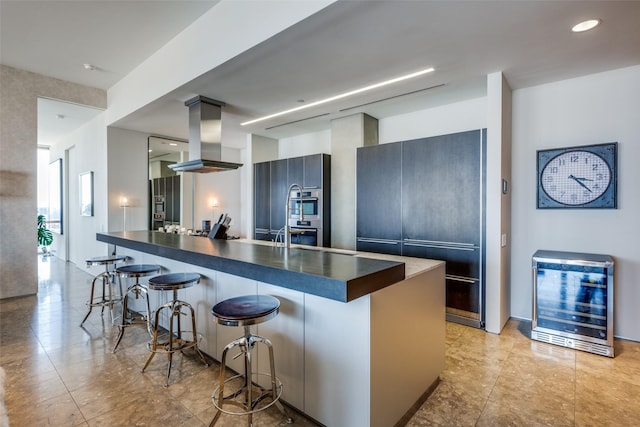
[1,256,639,426]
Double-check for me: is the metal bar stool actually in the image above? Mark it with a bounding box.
[209,295,292,426]
[142,272,208,387]
[80,255,126,326]
[112,264,161,353]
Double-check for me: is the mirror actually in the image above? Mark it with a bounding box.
[148,136,192,230]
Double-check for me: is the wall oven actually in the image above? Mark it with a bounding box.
[288,189,321,219]
[287,188,325,246]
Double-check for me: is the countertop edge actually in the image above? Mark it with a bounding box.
[97,231,419,303]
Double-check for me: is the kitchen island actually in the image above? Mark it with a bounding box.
[97,231,445,427]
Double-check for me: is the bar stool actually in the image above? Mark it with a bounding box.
[209,295,292,426]
[80,254,126,326]
[112,264,161,353]
[142,272,208,387]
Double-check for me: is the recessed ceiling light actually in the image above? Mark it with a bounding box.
[169,143,178,146]
[83,63,96,71]
[572,19,600,33]
[241,67,435,126]
[148,149,152,153]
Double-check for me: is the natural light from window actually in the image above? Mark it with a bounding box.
[37,146,50,218]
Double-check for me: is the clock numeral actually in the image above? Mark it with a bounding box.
[570,154,579,162]
[592,163,599,171]
[549,166,558,174]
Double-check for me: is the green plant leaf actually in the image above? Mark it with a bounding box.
[37,214,53,246]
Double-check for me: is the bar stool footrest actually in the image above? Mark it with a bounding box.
[211,372,284,416]
[86,295,122,307]
[147,331,201,353]
[119,310,148,327]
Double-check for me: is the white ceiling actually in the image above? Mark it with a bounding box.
[3,1,640,147]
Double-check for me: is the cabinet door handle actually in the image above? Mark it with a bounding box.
[404,240,478,251]
[357,238,399,245]
[446,274,478,284]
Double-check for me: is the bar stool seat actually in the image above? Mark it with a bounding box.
[209,295,292,426]
[80,254,126,326]
[142,272,208,387]
[112,264,161,353]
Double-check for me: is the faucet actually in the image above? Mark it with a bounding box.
[284,183,304,248]
[273,227,285,247]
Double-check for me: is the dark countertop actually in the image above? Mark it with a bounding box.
[97,231,405,303]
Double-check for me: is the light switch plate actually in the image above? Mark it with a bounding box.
[501,234,507,247]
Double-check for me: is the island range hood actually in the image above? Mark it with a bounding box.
[169,95,243,173]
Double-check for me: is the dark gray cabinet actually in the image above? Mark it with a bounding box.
[287,153,327,189]
[287,156,304,187]
[356,143,402,255]
[303,153,324,189]
[402,131,481,245]
[356,129,486,328]
[254,154,331,244]
[166,175,175,222]
[269,159,288,237]
[254,162,271,241]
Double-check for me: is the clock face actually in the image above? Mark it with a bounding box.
[540,150,612,206]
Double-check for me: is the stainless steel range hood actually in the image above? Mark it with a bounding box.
[169,96,243,173]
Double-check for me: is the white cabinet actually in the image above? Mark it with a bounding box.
[111,245,445,426]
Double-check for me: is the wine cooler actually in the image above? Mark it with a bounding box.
[531,250,614,357]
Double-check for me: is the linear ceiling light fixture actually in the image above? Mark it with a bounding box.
[240,67,435,126]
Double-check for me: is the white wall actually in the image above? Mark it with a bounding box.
[279,129,331,158]
[511,65,640,341]
[379,97,487,143]
[107,127,150,233]
[50,113,109,270]
[193,146,243,236]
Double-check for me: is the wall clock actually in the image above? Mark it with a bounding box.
[537,142,617,209]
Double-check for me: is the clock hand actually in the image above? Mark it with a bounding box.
[568,174,592,192]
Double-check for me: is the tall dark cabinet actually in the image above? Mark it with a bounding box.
[356,143,402,255]
[254,162,271,241]
[356,129,486,328]
[254,154,331,245]
[269,159,289,238]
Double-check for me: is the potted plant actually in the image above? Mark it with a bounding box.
[37,214,53,255]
